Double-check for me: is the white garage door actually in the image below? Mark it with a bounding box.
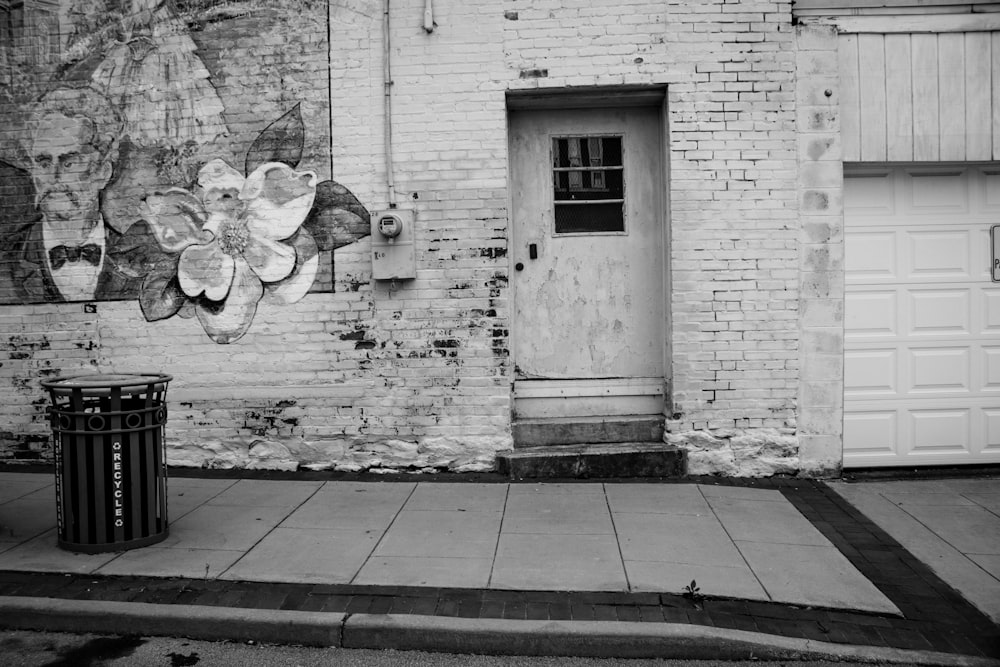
[844,165,1000,468]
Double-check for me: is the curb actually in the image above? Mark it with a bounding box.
[1,595,998,666]
[0,596,343,647]
[346,614,1000,665]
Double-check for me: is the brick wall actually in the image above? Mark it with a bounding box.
[0,0,838,476]
[660,0,807,474]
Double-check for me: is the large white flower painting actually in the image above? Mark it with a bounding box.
[109,105,371,344]
[141,160,318,343]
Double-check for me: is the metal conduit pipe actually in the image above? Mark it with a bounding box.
[383,0,397,208]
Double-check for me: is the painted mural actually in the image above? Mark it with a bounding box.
[0,0,370,343]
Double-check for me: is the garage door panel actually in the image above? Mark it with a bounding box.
[908,409,971,454]
[983,348,1000,391]
[908,289,970,335]
[982,169,1000,210]
[904,168,969,214]
[845,232,897,280]
[985,292,1000,333]
[845,291,897,337]
[907,230,971,279]
[984,410,1000,453]
[977,227,995,280]
[845,349,897,395]
[908,348,970,394]
[844,171,894,214]
[845,164,1000,468]
[843,410,898,456]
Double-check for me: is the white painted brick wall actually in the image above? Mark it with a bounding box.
[1,0,821,476]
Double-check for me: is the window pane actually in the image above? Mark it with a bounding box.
[553,136,622,168]
[555,202,624,234]
[552,136,625,234]
[554,168,622,201]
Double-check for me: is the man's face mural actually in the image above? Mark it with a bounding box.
[29,111,113,246]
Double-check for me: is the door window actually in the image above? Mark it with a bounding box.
[551,135,624,234]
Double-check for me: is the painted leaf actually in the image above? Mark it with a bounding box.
[139,259,188,322]
[303,180,371,252]
[245,103,304,175]
[104,220,165,279]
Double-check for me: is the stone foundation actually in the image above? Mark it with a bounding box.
[665,429,801,478]
[166,433,513,474]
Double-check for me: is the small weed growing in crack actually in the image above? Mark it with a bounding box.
[682,579,704,602]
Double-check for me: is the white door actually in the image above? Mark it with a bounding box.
[508,107,665,419]
[843,165,1000,467]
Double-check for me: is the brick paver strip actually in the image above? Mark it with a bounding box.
[1,472,998,658]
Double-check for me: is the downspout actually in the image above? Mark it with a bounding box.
[423,0,434,33]
[383,0,397,208]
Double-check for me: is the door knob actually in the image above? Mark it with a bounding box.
[515,262,524,271]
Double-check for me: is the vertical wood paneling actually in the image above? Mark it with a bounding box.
[840,34,862,162]
[938,33,967,160]
[838,31,995,162]
[885,34,913,162]
[859,34,888,161]
[965,33,992,161]
[993,32,1000,160]
[912,34,940,161]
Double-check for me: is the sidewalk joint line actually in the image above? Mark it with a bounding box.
[962,492,1000,522]
[485,483,510,589]
[882,490,999,584]
[348,481,419,584]
[603,482,632,593]
[699,484,773,602]
[215,480,325,580]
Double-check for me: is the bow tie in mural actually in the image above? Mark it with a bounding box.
[49,244,102,270]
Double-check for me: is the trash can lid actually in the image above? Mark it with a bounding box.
[41,373,172,395]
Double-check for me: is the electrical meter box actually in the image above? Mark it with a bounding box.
[371,209,416,280]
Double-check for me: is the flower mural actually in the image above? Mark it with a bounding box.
[101,104,371,344]
[140,159,319,343]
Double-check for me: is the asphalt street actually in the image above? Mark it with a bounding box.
[0,629,886,667]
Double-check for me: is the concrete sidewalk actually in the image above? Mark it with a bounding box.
[1,470,998,664]
[829,477,1000,625]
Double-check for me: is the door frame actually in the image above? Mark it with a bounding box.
[504,86,672,422]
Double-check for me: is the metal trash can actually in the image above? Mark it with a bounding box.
[41,373,172,553]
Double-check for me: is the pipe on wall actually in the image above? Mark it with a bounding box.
[423,0,434,33]
[383,0,397,208]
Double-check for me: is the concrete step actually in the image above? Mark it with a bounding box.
[512,416,664,448]
[496,442,686,479]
